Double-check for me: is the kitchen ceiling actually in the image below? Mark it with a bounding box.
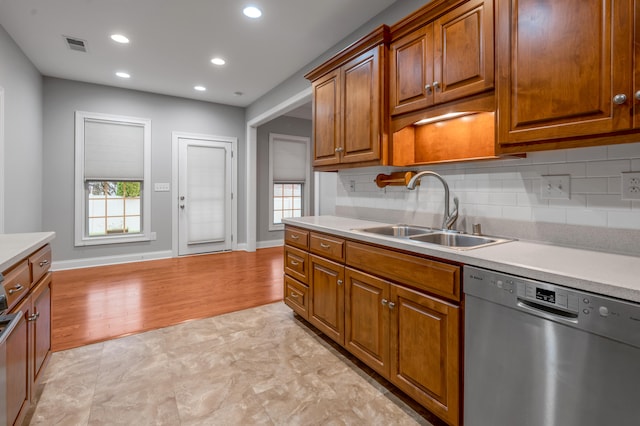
[0,0,398,107]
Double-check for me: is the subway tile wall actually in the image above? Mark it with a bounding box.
[336,141,640,232]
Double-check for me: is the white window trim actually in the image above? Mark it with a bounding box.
[268,133,310,232]
[74,111,152,246]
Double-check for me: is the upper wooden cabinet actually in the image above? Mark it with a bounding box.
[497,0,636,151]
[390,0,494,116]
[306,26,390,170]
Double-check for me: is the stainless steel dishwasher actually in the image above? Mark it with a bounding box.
[463,265,640,426]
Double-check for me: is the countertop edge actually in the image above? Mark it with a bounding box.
[0,232,56,272]
[283,216,640,303]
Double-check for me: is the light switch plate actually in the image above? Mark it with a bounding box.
[540,175,571,200]
[621,172,640,200]
[154,182,170,192]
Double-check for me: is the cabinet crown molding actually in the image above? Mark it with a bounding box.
[304,24,390,81]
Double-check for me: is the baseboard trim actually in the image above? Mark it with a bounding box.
[52,250,173,271]
[257,239,284,249]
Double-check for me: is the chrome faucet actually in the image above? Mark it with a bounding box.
[407,171,459,230]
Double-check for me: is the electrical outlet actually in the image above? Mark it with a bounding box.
[540,175,571,200]
[621,172,640,200]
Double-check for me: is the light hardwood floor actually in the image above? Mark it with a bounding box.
[51,247,284,351]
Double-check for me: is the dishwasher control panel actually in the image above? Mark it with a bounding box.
[464,266,640,349]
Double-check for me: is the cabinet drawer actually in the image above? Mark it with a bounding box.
[284,275,309,319]
[310,233,345,262]
[346,241,460,301]
[285,227,309,250]
[3,260,30,310]
[284,245,309,284]
[29,244,51,286]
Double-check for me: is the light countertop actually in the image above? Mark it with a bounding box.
[283,216,640,303]
[0,232,56,272]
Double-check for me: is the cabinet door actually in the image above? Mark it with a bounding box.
[30,273,52,391]
[389,285,460,426]
[433,0,494,104]
[6,299,30,426]
[344,268,389,376]
[390,24,434,115]
[497,0,633,145]
[341,45,384,164]
[309,254,344,345]
[312,69,341,167]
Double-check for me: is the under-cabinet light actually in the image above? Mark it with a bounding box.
[414,112,470,126]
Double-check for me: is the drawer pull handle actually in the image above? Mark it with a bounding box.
[8,284,24,295]
[290,234,299,240]
[381,299,388,306]
[320,243,331,249]
[290,260,299,266]
[290,293,299,298]
[388,302,396,310]
[27,312,40,322]
[39,259,49,267]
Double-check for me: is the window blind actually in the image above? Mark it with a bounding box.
[272,139,307,182]
[84,119,145,181]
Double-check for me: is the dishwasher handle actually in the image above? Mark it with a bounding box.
[517,298,579,323]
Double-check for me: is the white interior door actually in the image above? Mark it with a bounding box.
[178,137,232,255]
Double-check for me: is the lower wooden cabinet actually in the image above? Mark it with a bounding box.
[308,254,345,345]
[390,284,460,425]
[3,244,52,426]
[283,226,462,426]
[345,268,390,376]
[6,299,29,426]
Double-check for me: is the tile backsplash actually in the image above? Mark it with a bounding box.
[335,141,640,255]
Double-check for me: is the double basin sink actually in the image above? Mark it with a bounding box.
[353,224,513,250]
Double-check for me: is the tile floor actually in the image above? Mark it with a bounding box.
[26,302,437,425]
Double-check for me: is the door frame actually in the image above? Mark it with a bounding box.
[171,131,238,257]
[245,87,312,251]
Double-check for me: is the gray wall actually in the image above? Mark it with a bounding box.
[0,25,43,232]
[246,0,430,121]
[256,116,312,244]
[42,77,246,262]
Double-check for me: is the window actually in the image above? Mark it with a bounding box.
[75,111,151,246]
[268,133,310,231]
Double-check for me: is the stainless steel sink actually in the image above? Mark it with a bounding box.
[409,232,512,250]
[355,224,436,238]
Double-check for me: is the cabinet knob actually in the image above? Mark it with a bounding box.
[335,147,344,153]
[381,299,388,306]
[432,81,440,90]
[635,91,640,101]
[337,279,343,286]
[388,302,396,310]
[425,84,432,93]
[613,94,627,105]
[180,204,185,209]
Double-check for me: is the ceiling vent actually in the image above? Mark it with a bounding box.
[63,36,87,52]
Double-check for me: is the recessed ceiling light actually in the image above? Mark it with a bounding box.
[234,91,244,96]
[211,57,226,66]
[243,6,262,18]
[115,71,130,79]
[110,34,129,44]
[194,85,206,91]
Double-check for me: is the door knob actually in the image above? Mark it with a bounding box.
[613,94,627,105]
